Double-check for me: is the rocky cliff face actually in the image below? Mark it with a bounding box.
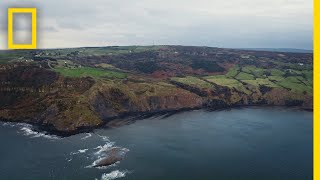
[206,85,312,109]
[0,64,101,133]
[87,81,203,120]
[0,64,313,135]
[0,64,204,134]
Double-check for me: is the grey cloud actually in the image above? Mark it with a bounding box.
[0,0,313,49]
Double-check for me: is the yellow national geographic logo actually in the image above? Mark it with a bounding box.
[8,8,37,49]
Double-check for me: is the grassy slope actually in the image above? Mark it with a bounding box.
[173,65,313,95]
[53,67,127,79]
[171,76,212,89]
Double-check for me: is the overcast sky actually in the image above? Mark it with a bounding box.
[0,0,313,49]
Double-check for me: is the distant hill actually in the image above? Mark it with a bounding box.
[238,48,313,53]
[0,45,313,135]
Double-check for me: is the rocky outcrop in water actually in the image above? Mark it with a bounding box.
[93,147,128,167]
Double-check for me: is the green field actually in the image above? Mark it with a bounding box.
[204,65,313,94]
[270,69,285,76]
[268,76,285,82]
[171,76,212,89]
[226,66,240,77]
[242,66,267,78]
[53,67,127,79]
[243,78,278,88]
[206,76,239,86]
[235,72,255,80]
[275,77,312,94]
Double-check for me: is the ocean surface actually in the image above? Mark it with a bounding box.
[0,107,313,180]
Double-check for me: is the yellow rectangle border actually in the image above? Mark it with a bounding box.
[315,0,319,179]
[1,2,318,180]
[8,8,37,49]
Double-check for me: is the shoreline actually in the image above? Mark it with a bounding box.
[0,105,313,137]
